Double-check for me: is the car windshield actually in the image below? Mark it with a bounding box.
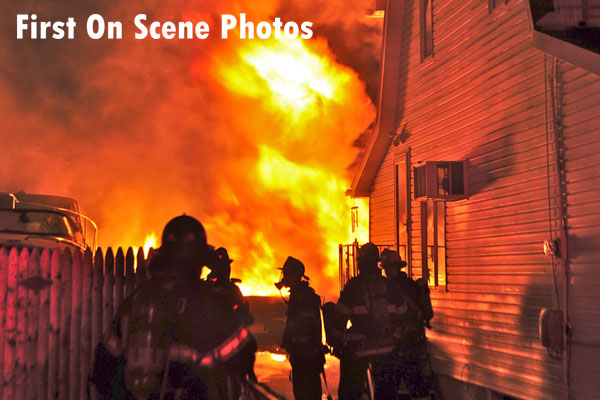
[0,209,84,244]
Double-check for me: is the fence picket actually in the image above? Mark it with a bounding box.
[3,247,19,399]
[135,247,146,287]
[114,248,124,310]
[47,249,61,399]
[0,248,8,400]
[69,250,82,400]
[102,249,114,339]
[25,248,41,400]
[37,248,51,400]
[90,248,104,400]
[80,249,93,400]
[58,249,72,399]
[15,249,29,399]
[125,248,135,298]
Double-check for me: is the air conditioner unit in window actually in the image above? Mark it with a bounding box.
[414,161,468,201]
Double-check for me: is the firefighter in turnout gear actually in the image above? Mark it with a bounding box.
[330,243,408,400]
[90,215,257,400]
[275,256,325,400]
[207,247,254,327]
[380,249,431,400]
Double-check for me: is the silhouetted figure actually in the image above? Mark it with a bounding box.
[90,215,256,400]
[207,247,254,327]
[207,247,257,385]
[380,249,431,400]
[330,243,407,400]
[275,256,325,400]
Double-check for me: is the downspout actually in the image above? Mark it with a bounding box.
[548,56,570,399]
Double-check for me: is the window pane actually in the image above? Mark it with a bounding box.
[414,165,426,198]
[437,162,449,196]
[436,201,445,245]
[424,0,433,56]
[427,201,435,246]
[396,161,408,262]
[427,246,435,287]
[436,201,446,287]
[437,246,446,286]
[451,162,464,195]
[420,201,430,285]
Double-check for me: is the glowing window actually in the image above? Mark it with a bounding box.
[421,200,446,288]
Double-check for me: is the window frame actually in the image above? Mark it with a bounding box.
[420,200,447,289]
[420,0,434,61]
[394,150,412,276]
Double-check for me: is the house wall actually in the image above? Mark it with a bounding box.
[560,61,600,399]
[368,0,600,398]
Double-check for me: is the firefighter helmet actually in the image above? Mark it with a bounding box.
[357,242,380,275]
[281,256,305,277]
[275,256,307,289]
[358,242,380,264]
[161,214,207,248]
[380,249,407,269]
[156,214,211,270]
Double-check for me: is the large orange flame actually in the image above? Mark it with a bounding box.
[203,35,372,298]
[1,2,380,302]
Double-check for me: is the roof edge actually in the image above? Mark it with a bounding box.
[350,0,405,198]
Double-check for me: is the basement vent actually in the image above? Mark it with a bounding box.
[414,161,467,201]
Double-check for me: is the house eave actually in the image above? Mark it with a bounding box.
[530,30,600,76]
[349,0,405,198]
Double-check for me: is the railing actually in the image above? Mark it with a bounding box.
[338,240,359,291]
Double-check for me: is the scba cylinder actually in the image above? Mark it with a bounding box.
[221,13,313,40]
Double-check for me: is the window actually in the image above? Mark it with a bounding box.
[395,152,411,275]
[421,0,434,60]
[421,200,446,287]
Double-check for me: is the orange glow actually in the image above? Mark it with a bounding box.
[60,30,373,300]
[2,1,382,302]
[218,38,344,120]
[143,233,158,259]
[202,34,373,298]
[269,353,287,362]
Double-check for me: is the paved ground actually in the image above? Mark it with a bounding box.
[254,352,340,399]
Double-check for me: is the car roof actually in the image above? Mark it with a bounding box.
[0,191,80,213]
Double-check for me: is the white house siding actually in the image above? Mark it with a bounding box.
[369,149,396,246]
[559,60,600,399]
[362,0,600,398]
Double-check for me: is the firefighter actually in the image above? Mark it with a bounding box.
[90,215,257,400]
[380,249,431,400]
[275,256,325,400]
[206,247,257,385]
[330,243,407,400]
[207,247,254,327]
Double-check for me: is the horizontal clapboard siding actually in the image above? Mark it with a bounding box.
[361,0,600,398]
[369,149,396,246]
[559,59,600,399]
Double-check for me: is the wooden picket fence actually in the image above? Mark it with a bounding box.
[0,246,150,400]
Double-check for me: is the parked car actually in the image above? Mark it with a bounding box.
[0,191,97,252]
